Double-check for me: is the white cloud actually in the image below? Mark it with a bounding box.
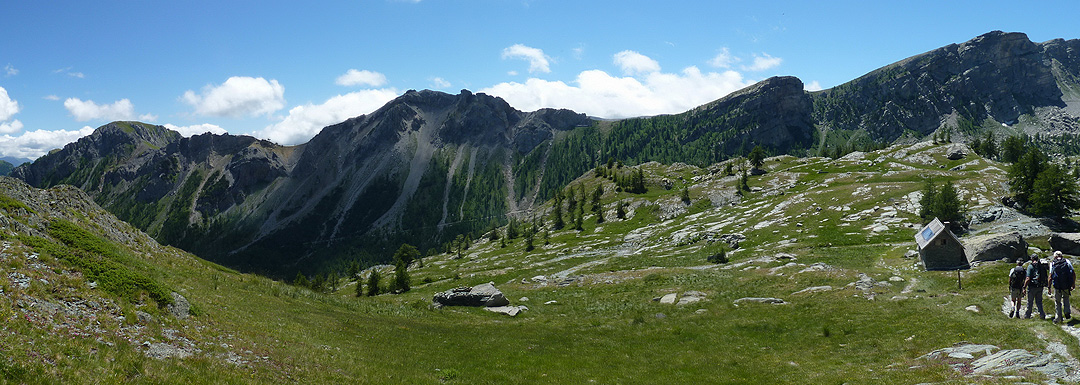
[43,95,60,101]
[431,77,451,89]
[0,126,95,160]
[0,120,23,134]
[501,44,551,74]
[69,72,85,79]
[3,64,16,77]
[744,53,782,71]
[181,76,286,118]
[260,89,399,145]
[804,80,823,92]
[164,123,228,137]
[613,50,661,76]
[708,48,740,69]
[507,70,519,76]
[336,69,388,87]
[481,65,749,119]
[0,87,20,122]
[63,98,138,122]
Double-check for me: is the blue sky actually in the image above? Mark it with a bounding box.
[0,0,1077,160]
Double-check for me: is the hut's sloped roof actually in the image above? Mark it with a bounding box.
[916,218,946,249]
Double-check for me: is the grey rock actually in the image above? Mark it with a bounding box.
[659,293,678,304]
[963,232,1027,262]
[485,305,528,317]
[166,292,191,320]
[1049,233,1080,255]
[734,297,787,306]
[432,282,510,307]
[945,144,967,160]
[793,286,833,295]
[136,311,154,324]
[904,250,919,259]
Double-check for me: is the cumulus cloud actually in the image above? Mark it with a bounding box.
[181,76,286,118]
[804,80,823,92]
[260,89,399,145]
[0,126,95,160]
[502,44,551,74]
[336,69,388,87]
[708,48,740,69]
[0,120,23,134]
[63,98,136,122]
[0,87,23,134]
[3,64,16,77]
[0,87,19,122]
[43,95,60,101]
[744,53,782,71]
[163,123,228,137]
[613,50,661,76]
[481,66,749,119]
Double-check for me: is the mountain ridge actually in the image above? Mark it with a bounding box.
[11,30,1080,276]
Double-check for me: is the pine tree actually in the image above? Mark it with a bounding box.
[1030,163,1080,217]
[616,201,626,219]
[1009,148,1049,208]
[390,244,418,293]
[366,269,381,296]
[591,185,603,212]
[680,186,690,204]
[294,271,309,288]
[552,192,565,230]
[748,145,766,170]
[524,226,535,252]
[355,273,364,297]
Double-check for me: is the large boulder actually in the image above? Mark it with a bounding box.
[432,282,510,307]
[1048,233,1080,255]
[964,232,1027,262]
[945,144,967,160]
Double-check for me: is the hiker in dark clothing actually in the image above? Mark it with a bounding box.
[1009,259,1026,318]
[1025,255,1049,320]
[1050,251,1075,323]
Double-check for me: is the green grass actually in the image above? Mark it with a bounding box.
[3,141,1074,383]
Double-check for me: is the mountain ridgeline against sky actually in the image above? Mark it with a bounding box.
[12,31,1080,276]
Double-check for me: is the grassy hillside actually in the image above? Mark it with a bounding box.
[2,141,1078,383]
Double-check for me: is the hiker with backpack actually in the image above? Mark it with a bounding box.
[1050,251,1075,323]
[1025,255,1049,320]
[1009,259,1026,318]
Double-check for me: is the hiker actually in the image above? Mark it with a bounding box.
[1050,251,1075,323]
[1025,255,1049,319]
[1009,259,1026,318]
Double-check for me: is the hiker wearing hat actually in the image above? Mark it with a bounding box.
[1050,251,1075,323]
[1025,255,1049,320]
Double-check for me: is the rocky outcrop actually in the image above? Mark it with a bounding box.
[432,283,510,308]
[945,144,966,160]
[812,31,1076,142]
[964,232,1028,262]
[690,76,815,156]
[1049,233,1080,255]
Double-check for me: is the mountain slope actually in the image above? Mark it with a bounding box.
[11,31,1080,277]
[812,31,1080,143]
[6,140,1080,383]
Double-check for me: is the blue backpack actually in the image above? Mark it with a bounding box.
[1053,259,1075,290]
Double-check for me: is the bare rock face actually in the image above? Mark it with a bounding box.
[432,283,510,308]
[964,232,1028,262]
[812,31,1073,142]
[692,76,815,156]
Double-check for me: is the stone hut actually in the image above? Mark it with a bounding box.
[915,218,970,271]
